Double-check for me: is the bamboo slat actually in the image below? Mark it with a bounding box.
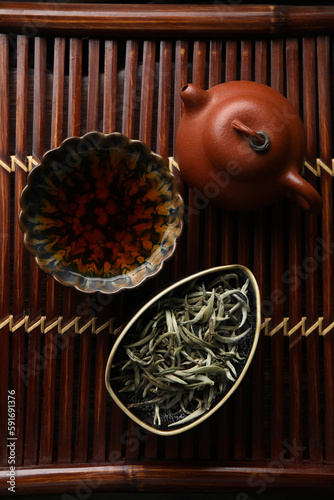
[269,225,285,460]
[119,38,144,463]
[252,205,266,460]
[286,37,303,463]
[2,463,334,494]
[38,282,58,464]
[181,40,207,461]
[65,38,93,464]
[43,37,66,466]
[216,39,238,462]
[110,39,140,464]
[139,41,155,147]
[122,40,138,139]
[0,33,10,468]
[185,40,206,278]
[173,40,188,152]
[53,37,76,465]
[163,39,188,462]
[91,40,117,464]
[156,40,172,160]
[12,34,29,467]
[199,43,220,454]
[1,5,334,38]
[73,327,92,463]
[58,330,75,464]
[92,328,109,462]
[251,39,267,462]
[143,40,173,461]
[170,39,187,283]
[108,400,125,463]
[68,38,83,138]
[269,39,286,461]
[200,43,222,461]
[153,39,173,287]
[103,40,117,134]
[87,39,100,132]
[89,295,114,462]
[39,34,65,459]
[233,39,252,461]
[317,35,334,465]
[73,41,101,463]
[51,38,66,149]
[203,40,221,271]
[23,36,46,466]
[302,36,323,464]
[109,308,126,460]
[89,306,115,455]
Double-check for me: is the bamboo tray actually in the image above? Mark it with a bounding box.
[0,3,334,495]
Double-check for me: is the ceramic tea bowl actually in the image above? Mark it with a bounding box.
[19,132,183,294]
[105,265,261,436]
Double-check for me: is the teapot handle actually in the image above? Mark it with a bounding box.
[284,170,322,213]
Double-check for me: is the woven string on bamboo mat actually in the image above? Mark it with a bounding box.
[1,155,334,176]
[1,314,334,337]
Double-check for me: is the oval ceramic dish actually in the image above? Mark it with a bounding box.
[105,265,261,436]
[19,132,183,293]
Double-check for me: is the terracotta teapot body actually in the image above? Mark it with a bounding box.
[175,81,322,212]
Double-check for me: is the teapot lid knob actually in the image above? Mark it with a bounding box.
[231,119,270,153]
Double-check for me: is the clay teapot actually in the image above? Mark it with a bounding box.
[175,81,322,212]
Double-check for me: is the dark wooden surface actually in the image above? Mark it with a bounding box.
[1,463,334,495]
[0,3,334,495]
[0,4,334,37]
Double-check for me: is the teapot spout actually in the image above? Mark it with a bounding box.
[180,84,208,112]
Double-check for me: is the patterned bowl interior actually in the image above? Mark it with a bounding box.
[19,132,184,293]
